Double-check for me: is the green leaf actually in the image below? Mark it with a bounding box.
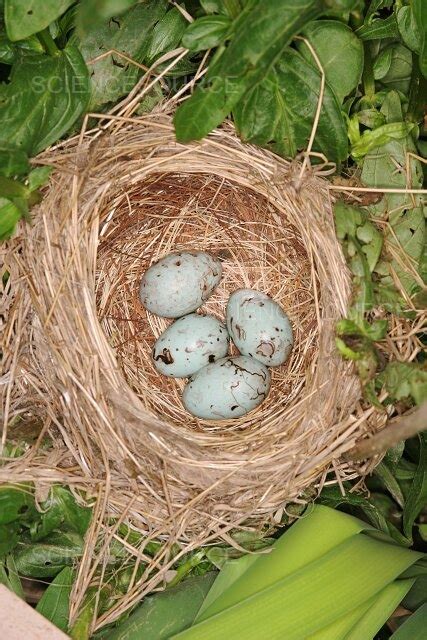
[402,575,427,610]
[378,363,427,406]
[144,7,187,65]
[174,535,421,640]
[233,48,348,164]
[299,20,363,102]
[402,433,427,539]
[373,46,393,80]
[390,603,427,640]
[343,580,415,640]
[351,122,415,160]
[182,15,232,52]
[5,554,24,599]
[36,566,73,632]
[0,484,33,524]
[318,485,411,546]
[0,555,24,598]
[75,0,139,37]
[377,43,413,93]
[4,0,75,41]
[0,44,90,156]
[30,486,92,541]
[0,523,19,557]
[27,165,52,191]
[14,531,84,578]
[373,461,405,508]
[0,197,22,240]
[0,145,29,178]
[412,0,427,77]
[357,14,399,41]
[397,6,421,54]
[174,0,325,142]
[76,1,168,110]
[104,573,217,640]
[0,28,43,65]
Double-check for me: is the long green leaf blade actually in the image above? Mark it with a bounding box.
[198,505,369,621]
[390,603,427,639]
[36,566,73,633]
[174,535,421,639]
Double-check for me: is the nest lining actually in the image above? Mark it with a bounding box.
[96,172,316,436]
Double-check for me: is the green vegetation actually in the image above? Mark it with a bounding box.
[0,0,425,638]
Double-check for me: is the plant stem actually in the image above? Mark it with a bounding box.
[407,53,427,124]
[37,29,59,56]
[362,42,375,99]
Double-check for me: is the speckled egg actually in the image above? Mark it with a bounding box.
[226,289,293,367]
[182,355,271,420]
[139,251,222,318]
[152,314,229,378]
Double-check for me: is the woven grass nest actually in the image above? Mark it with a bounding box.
[4,110,384,516]
[3,106,409,617]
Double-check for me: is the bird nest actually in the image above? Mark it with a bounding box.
[1,111,397,622]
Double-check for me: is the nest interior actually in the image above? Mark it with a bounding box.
[2,115,387,546]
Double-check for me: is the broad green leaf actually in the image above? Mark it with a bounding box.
[0,44,90,156]
[14,531,84,578]
[233,49,348,164]
[402,433,427,539]
[357,15,399,41]
[418,524,427,542]
[343,579,415,640]
[76,1,168,110]
[75,0,139,37]
[355,108,385,129]
[0,197,22,240]
[198,505,370,621]
[0,28,43,64]
[31,486,92,541]
[4,0,75,41]
[174,0,325,142]
[390,603,427,640]
[27,166,53,192]
[397,6,421,54]
[182,16,232,52]
[144,7,187,66]
[36,566,73,632]
[0,145,29,178]
[299,20,363,102]
[0,523,19,557]
[196,555,257,621]
[174,535,421,640]
[373,46,393,80]
[377,43,412,93]
[104,573,217,640]
[0,484,33,524]
[412,0,427,77]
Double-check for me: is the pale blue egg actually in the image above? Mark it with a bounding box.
[182,355,271,420]
[152,314,229,378]
[226,289,293,367]
[140,251,222,318]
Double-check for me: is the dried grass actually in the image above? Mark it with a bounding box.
[0,100,422,627]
